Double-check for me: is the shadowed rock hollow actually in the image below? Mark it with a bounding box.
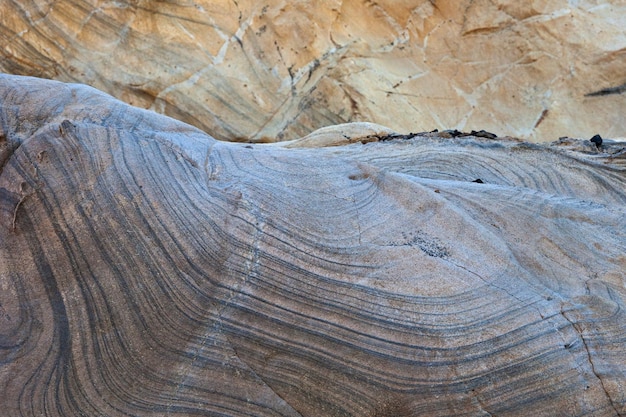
[1,75,626,416]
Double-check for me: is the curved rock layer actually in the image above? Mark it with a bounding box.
[1,75,626,416]
[1,0,625,142]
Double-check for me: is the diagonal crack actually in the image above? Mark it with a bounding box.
[560,305,622,417]
[168,193,265,412]
[448,258,622,416]
[585,82,626,97]
[446,259,528,306]
[227,341,305,417]
[213,201,305,416]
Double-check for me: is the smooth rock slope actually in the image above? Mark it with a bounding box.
[1,75,625,416]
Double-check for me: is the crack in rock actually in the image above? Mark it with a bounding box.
[560,305,622,417]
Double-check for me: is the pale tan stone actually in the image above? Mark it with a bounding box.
[276,122,397,148]
[1,0,624,142]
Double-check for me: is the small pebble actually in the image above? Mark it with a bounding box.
[590,134,602,149]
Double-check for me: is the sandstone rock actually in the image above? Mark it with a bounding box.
[1,1,624,142]
[277,122,397,148]
[1,75,625,416]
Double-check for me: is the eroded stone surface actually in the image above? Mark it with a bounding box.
[1,74,626,417]
[1,0,624,142]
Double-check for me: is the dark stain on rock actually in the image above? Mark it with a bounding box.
[590,134,603,149]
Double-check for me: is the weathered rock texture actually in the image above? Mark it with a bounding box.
[1,0,625,142]
[2,75,626,416]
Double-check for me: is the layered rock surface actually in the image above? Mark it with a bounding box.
[1,0,625,142]
[1,75,626,416]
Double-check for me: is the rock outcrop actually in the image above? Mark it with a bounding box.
[1,1,625,142]
[1,75,625,416]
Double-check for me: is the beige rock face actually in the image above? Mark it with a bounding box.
[1,0,625,142]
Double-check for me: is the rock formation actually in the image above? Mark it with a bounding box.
[1,75,625,416]
[1,1,625,142]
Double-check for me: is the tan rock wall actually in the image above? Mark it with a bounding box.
[1,0,624,142]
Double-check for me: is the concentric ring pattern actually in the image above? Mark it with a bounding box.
[1,75,625,416]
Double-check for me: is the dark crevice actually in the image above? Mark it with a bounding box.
[0,133,22,177]
[560,306,622,417]
[585,82,626,97]
[379,129,499,142]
